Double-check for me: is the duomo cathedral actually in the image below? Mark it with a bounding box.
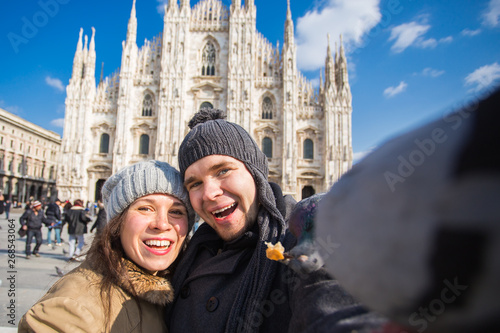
[58,0,353,203]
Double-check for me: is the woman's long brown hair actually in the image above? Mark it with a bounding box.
[84,209,144,331]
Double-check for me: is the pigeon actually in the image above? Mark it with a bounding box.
[316,88,500,333]
[55,266,65,277]
[286,193,326,274]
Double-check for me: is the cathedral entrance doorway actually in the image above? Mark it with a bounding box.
[301,186,315,199]
[95,179,106,202]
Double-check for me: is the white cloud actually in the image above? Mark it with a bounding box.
[0,100,22,114]
[389,21,431,53]
[464,62,500,92]
[388,20,452,53]
[482,0,500,27]
[295,0,381,71]
[56,104,65,114]
[421,67,445,78]
[309,77,320,89]
[383,81,407,98]
[45,76,65,92]
[439,36,453,44]
[461,28,481,37]
[156,0,168,15]
[50,118,65,128]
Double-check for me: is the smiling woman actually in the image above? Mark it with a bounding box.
[18,160,195,333]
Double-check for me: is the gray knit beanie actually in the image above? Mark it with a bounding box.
[178,109,268,180]
[101,160,195,231]
[178,109,284,224]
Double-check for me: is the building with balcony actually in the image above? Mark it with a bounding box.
[0,108,61,205]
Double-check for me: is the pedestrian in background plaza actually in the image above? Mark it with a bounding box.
[5,199,11,219]
[64,199,91,261]
[0,194,5,217]
[45,198,63,247]
[90,199,107,235]
[19,160,195,332]
[20,200,49,259]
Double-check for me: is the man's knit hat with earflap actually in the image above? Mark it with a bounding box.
[178,108,283,224]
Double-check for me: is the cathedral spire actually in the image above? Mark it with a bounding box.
[71,28,84,79]
[75,28,83,54]
[284,0,294,47]
[89,27,95,55]
[335,39,339,62]
[169,0,178,11]
[325,33,335,90]
[84,27,96,79]
[245,0,254,10]
[326,33,331,57]
[337,35,349,89]
[99,62,104,84]
[83,34,88,61]
[339,34,346,61]
[126,0,137,45]
[319,69,324,93]
[232,0,241,9]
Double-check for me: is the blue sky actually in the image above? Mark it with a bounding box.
[0,0,499,160]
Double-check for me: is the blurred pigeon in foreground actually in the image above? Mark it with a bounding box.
[265,194,326,274]
[287,193,325,274]
[316,88,500,333]
[55,266,65,277]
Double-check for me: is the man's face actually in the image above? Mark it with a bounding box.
[184,155,259,241]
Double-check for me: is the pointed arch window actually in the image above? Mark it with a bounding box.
[139,134,150,155]
[99,133,110,153]
[262,97,273,119]
[304,139,314,160]
[142,93,153,117]
[201,41,216,76]
[262,137,273,158]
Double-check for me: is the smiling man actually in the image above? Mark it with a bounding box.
[166,109,384,332]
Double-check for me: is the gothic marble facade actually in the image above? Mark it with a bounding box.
[58,0,353,203]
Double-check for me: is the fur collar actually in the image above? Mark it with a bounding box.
[118,259,174,306]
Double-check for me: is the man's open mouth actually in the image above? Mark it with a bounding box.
[212,203,237,219]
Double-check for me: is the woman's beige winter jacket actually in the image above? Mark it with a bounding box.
[18,260,173,332]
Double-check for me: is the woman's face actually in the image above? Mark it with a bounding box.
[120,193,189,273]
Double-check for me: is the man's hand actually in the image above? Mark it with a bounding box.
[22,225,27,230]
